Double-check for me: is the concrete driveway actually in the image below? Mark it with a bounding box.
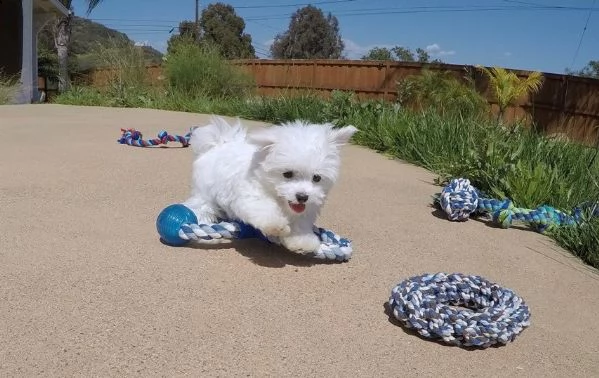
[1,104,598,377]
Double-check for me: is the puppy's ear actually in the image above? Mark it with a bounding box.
[248,127,277,149]
[328,125,358,146]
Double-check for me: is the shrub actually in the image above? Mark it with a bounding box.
[0,70,19,104]
[396,68,489,119]
[163,37,255,99]
[89,37,149,98]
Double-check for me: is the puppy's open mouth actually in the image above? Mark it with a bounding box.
[288,202,306,213]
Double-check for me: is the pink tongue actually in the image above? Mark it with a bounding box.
[290,203,306,213]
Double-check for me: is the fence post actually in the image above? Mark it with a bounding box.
[384,61,390,99]
[559,75,569,133]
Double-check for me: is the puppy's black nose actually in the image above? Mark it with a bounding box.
[296,193,309,203]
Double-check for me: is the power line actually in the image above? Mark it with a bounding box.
[253,45,271,54]
[111,29,175,32]
[99,24,177,28]
[120,31,176,34]
[254,50,270,58]
[88,3,598,25]
[569,0,596,68]
[89,18,180,23]
[503,0,580,9]
[234,0,359,9]
[253,48,271,58]
[244,4,599,21]
[246,19,280,32]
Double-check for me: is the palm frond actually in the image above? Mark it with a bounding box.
[85,0,104,15]
[477,65,544,113]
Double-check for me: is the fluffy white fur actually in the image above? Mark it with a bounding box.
[182,116,358,253]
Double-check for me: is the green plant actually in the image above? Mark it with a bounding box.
[163,37,255,99]
[53,85,111,106]
[89,37,149,99]
[0,70,19,105]
[476,65,544,122]
[552,215,599,268]
[396,69,489,119]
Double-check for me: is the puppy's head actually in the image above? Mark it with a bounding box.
[248,121,358,216]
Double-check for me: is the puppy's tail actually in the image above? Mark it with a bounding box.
[189,115,246,156]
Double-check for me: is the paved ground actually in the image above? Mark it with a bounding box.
[1,104,598,377]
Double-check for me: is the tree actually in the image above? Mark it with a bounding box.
[270,5,344,59]
[199,3,255,59]
[167,4,255,59]
[391,46,415,62]
[565,60,599,78]
[361,45,443,63]
[361,47,393,61]
[415,48,432,63]
[166,21,198,54]
[54,0,104,92]
[477,65,544,122]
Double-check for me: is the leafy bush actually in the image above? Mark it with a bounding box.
[396,68,489,119]
[163,37,255,99]
[0,70,19,104]
[90,37,149,97]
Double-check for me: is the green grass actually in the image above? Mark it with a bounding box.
[51,49,599,270]
[0,70,19,105]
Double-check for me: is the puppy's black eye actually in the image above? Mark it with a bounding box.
[312,174,321,183]
[283,171,294,179]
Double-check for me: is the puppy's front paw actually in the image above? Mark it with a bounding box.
[281,233,321,254]
[261,222,291,238]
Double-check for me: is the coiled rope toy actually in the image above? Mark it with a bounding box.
[118,128,192,147]
[156,204,353,262]
[389,272,531,348]
[435,177,598,233]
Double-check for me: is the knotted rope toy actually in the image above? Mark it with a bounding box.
[389,272,531,348]
[435,177,598,233]
[156,203,353,262]
[118,128,192,147]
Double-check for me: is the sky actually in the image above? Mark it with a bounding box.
[70,0,599,75]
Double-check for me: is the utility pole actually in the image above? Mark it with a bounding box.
[195,0,200,43]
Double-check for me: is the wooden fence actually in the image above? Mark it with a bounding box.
[81,59,599,145]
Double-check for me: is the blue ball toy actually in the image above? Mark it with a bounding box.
[156,204,198,246]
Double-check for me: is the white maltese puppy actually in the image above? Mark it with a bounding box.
[182,116,357,253]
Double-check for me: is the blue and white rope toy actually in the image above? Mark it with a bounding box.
[389,272,531,348]
[436,177,599,233]
[156,204,353,262]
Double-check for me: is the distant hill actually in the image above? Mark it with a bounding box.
[70,17,164,70]
[38,16,164,76]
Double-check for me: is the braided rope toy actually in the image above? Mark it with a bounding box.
[156,203,353,262]
[435,177,598,233]
[389,272,531,348]
[118,128,192,147]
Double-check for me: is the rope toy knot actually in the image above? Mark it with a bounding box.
[439,178,480,221]
[158,130,169,144]
[389,272,531,348]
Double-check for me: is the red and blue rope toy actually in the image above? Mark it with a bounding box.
[117,128,192,147]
